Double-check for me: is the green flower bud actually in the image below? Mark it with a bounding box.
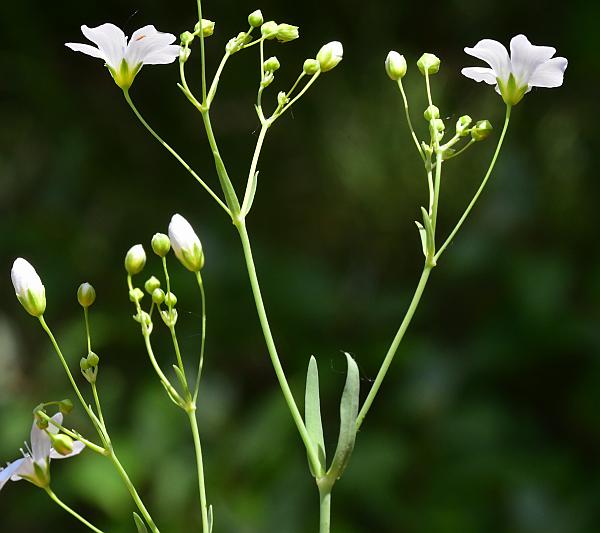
[456,115,472,136]
[180,31,194,45]
[275,23,299,43]
[277,91,289,107]
[125,245,146,275]
[424,105,440,121]
[50,433,74,456]
[303,58,320,75]
[417,53,440,76]
[180,47,192,63]
[80,357,90,372]
[261,21,279,39]
[385,51,407,80]
[152,288,165,305]
[151,233,171,257]
[11,258,46,317]
[248,10,264,28]
[58,399,74,415]
[471,120,493,141]
[144,276,161,294]
[77,282,96,308]
[431,118,445,132]
[165,292,178,308]
[195,19,215,37]
[316,41,344,72]
[87,352,100,367]
[264,56,280,72]
[129,288,145,303]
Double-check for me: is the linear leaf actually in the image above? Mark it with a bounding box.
[133,512,148,533]
[305,356,326,477]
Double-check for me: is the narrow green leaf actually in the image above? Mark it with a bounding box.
[305,355,326,476]
[172,364,188,392]
[420,207,435,257]
[327,352,360,481]
[213,152,241,214]
[415,221,427,257]
[241,171,259,218]
[208,504,214,533]
[133,512,148,533]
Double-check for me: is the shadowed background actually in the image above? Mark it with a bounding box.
[1,0,599,531]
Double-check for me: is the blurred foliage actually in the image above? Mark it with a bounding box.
[1,0,599,531]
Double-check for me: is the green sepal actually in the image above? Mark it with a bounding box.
[133,512,149,533]
[327,352,359,481]
[241,171,259,218]
[305,356,326,477]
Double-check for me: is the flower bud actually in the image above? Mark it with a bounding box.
[144,276,161,294]
[129,288,145,303]
[471,120,493,141]
[168,214,205,272]
[431,118,445,132]
[385,51,407,80]
[77,282,96,308]
[152,288,166,305]
[80,357,90,372]
[248,10,264,28]
[261,21,279,39]
[180,47,192,63]
[424,105,440,121]
[58,399,74,415]
[151,233,171,257]
[87,351,100,367]
[50,433,74,456]
[165,292,178,308]
[316,41,343,72]
[417,53,440,75]
[11,258,46,317]
[195,19,215,37]
[275,23,299,43]
[180,31,194,46]
[303,58,320,75]
[264,56,280,72]
[277,91,289,107]
[456,115,472,136]
[125,245,146,275]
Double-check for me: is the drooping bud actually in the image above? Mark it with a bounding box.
[385,51,407,80]
[151,233,171,257]
[456,115,472,136]
[471,120,493,141]
[77,282,96,308]
[275,23,299,43]
[168,214,205,272]
[152,288,166,305]
[424,105,440,121]
[11,258,46,317]
[58,399,74,415]
[248,10,264,28]
[194,19,215,37]
[417,53,440,75]
[125,245,146,275]
[303,58,320,75]
[180,31,194,46]
[49,433,74,456]
[261,21,279,39]
[316,41,343,72]
[264,56,281,72]
[144,276,161,294]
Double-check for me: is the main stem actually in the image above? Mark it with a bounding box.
[235,221,321,473]
[45,487,104,533]
[319,488,332,533]
[356,265,432,429]
[187,409,209,532]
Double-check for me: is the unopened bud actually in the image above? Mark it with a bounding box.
[180,47,192,63]
[50,433,74,456]
[303,58,320,75]
[144,276,161,294]
[424,105,440,121]
[195,19,215,37]
[417,53,440,75]
[129,288,145,303]
[152,288,165,305]
[87,352,100,367]
[180,31,194,45]
[264,56,280,72]
[277,91,289,107]
[168,214,205,272]
[275,23,299,43]
[151,233,171,257]
[316,41,343,72]
[456,115,472,136]
[471,120,493,141]
[165,292,178,308]
[11,258,46,317]
[125,245,146,275]
[261,21,279,39]
[248,10,264,28]
[58,399,74,415]
[385,51,407,80]
[77,282,96,308]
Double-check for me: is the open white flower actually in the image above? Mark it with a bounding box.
[462,34,567,105]
[11,257,46,317]
[66,23,180,89]
[168,214,204,272]
[0,413,84,491]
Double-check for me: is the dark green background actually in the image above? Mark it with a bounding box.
[1,0,598,531]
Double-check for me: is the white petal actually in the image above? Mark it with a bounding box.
[529,56,568,88]
[30,418,51,461]
[65,43,106,62]
[142,45,182,65]
[10,457,35,482]
[464,39,511,81]
[81,23,126,70]
[509,34,556,86]
[0,459,25,490]
[125,26,177,67]
[48,413,63,435]
[11,258,44,298]
[461,67,497,85]
[50,440,86,460]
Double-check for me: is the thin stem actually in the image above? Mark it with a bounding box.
[356,265,432,429]
[242,123,269,213]
[431,154,443,235]
[207,51,232,106]
[91,383,105,429]
[424,71,433,107]
[235,221,321,474]
[187,409,209,533]
[196,0,207,103]
[83,307,92,353]
[397,79,425,161]
[278,72,321,117]
[443,138,475,161]
[434,104,512,261]
[122,90,230,216]
[319,488,332,533]
[45,487,104,533]
[193,272,207,403]
[286,72,307,100]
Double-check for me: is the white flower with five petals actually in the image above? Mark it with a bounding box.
[462,34,567,106]
[66,23,180,89]
[0,413,85,491]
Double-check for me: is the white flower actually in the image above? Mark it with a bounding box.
[0,413,84,491]
[11,258,46,317]
[462,34,567,105]
[316,41,344,72]
[168,214,204,272]
[65,23,180,89]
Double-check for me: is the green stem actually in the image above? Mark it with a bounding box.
[193,272,207,403]
[235,221,321,474]
[207,51,232,106]
[196,0,207,103]
[187,409,209,533]
[319,487,332,533]
[443,139,475,161]
[278,72,321,117]
[424,71,433,107]
[122,90,229,215]
[45,487,104,533]
[397,79,425,161]
[431,153,443,235]
[434,104,512,262]
[241,123,269,214]
[356,265,432,429]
